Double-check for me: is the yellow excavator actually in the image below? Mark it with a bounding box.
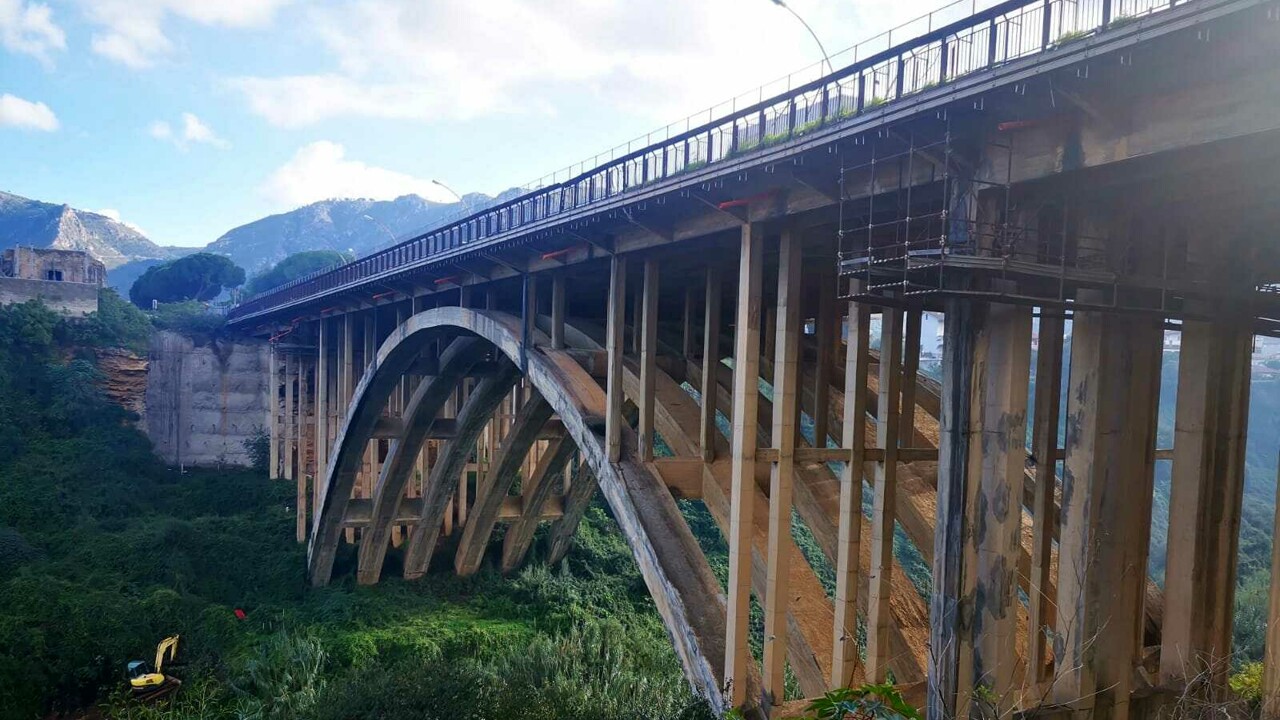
[126,635,182,701]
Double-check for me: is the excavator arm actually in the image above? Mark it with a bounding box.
[153,635,179,674]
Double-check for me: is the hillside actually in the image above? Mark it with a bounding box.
[205,192,506,274]
[0,191,174,271]
[0,296,713,720]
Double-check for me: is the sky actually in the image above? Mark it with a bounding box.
[0,0,942,248]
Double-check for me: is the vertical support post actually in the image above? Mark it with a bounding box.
[813,276,835,448]
[930,300,976,720]
[631,278,642,355]
[1027,312,1065,682]
[1265,451,1280,718]
[297,356,310,543]
[763,226,801,706]
[725,221,764,708]
[701,265,722,463]
[315,319,329,511]
[1055,306,1162,719]
[269,344,279,479]
[833,280,870,689]
[606,256,627,463]
[899,308,922,443]
[342,312,356,544]
[284,353,295,482]
[1161,320,1253,687]
[867,305,902,683]
[957,303,1032,715]
[639,257,660,462]
[551,274,566,350]
[342,313,355,412]
[682,282,697,359]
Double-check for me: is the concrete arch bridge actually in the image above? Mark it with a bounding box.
[232,0,1280,715]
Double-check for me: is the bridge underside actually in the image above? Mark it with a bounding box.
[245,3,1280,718]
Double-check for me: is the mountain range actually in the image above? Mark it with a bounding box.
[0,188,514,294]
[0,191,179,272]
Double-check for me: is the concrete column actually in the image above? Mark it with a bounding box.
[763,226,801,706]
[315,319,329,512]
[269,344,279,479]
[1055,307,1162,720]
[1161,320,1253,687]
[639,257,659,462]
[867,305,902,683]
[284,353,295,483]
[833,279,870,690]
[296,355,310,543]
[700,265,722,463]
[551,274,566,350]
[1027,313,1065,683]
[957,303,1032,716]
[605,255,627,463]
[930,299,976,720]
[725,221,764,708]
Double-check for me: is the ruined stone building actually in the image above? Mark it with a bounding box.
[0,246,105,315]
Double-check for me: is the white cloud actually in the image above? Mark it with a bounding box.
[260,140,455,209]
[148,119,172,140]
[232,0,936,128]
[94,208,146,235]
[0,0,65,67]
[0,93,58,131]
[148,112,229,149]
[83,0,292,68]
[180,112,229,148]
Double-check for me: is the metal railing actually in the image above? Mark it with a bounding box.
[230,0,1183,322]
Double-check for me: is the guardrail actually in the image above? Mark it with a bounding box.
[229,0,1182,322]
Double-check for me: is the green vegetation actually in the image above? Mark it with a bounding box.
[1052,29,1092,46]
[129,253,246,309]
[0,299,712,719]
[149,300,228,339]
[806,683,920,720]
[246,251,351,296]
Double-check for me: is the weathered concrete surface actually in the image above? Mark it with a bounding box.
[145,330,270,467]
[0,276,98,316]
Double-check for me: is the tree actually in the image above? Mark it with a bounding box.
[246,250,350,296]
[129,253,245,308]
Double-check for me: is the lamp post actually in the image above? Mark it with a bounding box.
[770,0,834,77]
[431,179,472,213]
[362,214,397,251]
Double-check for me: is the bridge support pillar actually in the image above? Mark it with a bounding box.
[726,221,764,708]
[1054,303,1162,720]
[315,318,329,513]
[928,298,1033,719]
[833,281,870,690]
[1161,320,1253,688]
[269,344,279,479]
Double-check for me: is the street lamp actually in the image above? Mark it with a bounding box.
[431,179,472,213]
[361,214,397,251]
[770,0,833,77]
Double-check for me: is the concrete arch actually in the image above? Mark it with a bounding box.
[307,306,737,714]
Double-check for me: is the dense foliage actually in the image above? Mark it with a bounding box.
[245,251,351,296]
[129,253,246,308]
[0,299,710,720]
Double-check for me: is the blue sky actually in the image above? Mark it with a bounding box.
[0,0,935,248]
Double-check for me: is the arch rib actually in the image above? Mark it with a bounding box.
[455,391,554,576]
[403,362,522,579]
[308,307,733,713]
[355,336,491,585]
[503,435,576,572]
